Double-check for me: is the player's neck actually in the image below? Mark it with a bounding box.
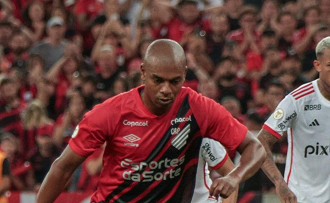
[317,79,330,101]
[139,89,168,116]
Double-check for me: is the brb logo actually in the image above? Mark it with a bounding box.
[304,142,329,158]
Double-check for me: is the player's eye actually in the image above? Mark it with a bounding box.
[154,77,163,84]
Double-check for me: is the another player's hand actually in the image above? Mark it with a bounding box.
[276,181,297,203]
[209,175,238,198]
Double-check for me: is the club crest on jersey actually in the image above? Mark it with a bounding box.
[172,124,190,150]
[123,134,140,147]
[273,109,284,120]
[71,125,79,138]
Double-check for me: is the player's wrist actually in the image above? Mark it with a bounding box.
[274,179,287,187]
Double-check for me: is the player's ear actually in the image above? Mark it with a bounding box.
[141,63,146,81]
[313,60,321,73]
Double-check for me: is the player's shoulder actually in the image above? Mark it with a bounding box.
[87,87,139,116]
[181,86,213,102]
[289,81,316,101]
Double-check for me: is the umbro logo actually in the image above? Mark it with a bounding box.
[172,124,190,150]
[309,119,320,126]
[123,134,140,147]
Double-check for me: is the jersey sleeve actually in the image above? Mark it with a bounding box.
[200,138,229,170]
[263,95,297,139]
[69,100,120,157]
[189,90,247,151]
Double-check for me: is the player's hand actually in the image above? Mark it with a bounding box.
[276,181,297,203]
[209,175,239,198]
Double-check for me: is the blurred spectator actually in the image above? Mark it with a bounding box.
[197,79,219,101]
[26,127,60,191]
[127,71,142,90]
[76,147,103,192]
[30,16,67,71]
[258,46,283,90]
[94,45,125,101]
[5,29,30,72]
[0,22,13,56]
[278,54,309,92]
[0,132,30,191]
[73,0,103,31]
[21,100,54,156]
[220,96,245,123]
[246,29,278,75]
[127,38,153,75]
[0,76,24,138]
[256,0,279,34]
[184,32,214,73]
[319,0,330,25]
[276,11,297,54]
[223,0,243,31]
[184,52,210,91]
[165,0,210,43]
[46,42,83,116]
[213,56,252,113]
[22,1,47,42]
[80,75,97,110]
[35,76,56,120]
[206,12,230,67]
[292,5,321,55]
[258,79,286,115]
[53,89,86,149]
[111,75,129,96]
[90,19,133,65]
[19,54,44,105]
[0,135,11,203]
[300,24,330,80]
[227,5,260,57]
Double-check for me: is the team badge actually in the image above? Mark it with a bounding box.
[273,109,284,120]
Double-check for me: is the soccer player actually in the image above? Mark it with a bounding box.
[36,39,266,202]
[258,36,330,203]
[193,137,237,203]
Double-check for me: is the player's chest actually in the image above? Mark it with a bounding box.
[110,113,199,158]
[294,103,330,139]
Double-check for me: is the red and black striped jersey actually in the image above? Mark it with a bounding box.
[69,85,247,203]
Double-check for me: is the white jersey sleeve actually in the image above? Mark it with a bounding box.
[200,138,228,169]
[263,94,297,138]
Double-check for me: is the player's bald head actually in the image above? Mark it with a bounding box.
[143,39,187,70]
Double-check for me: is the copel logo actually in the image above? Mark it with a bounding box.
[171,115,191,125]
[304,142,329,158]
[123,120,148,127]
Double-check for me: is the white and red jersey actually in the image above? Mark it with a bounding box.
[263,80,330,203]
[69,85,246,203]
[191,138,229,203]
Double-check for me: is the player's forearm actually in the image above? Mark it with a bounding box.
[258,130,285,186]
[261,152,286,186]
[231,136,266,182]
[36,159,73,203]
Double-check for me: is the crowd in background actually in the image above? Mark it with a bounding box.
[0,0,329,201]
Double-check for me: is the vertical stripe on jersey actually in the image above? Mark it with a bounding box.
[103,96,201,203]
[286,128,294,184]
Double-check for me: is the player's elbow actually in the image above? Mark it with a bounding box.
[248,136,267,165]
[256,140,267,164]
